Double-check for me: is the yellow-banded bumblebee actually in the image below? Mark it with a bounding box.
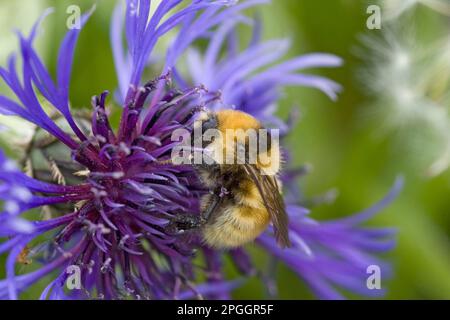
[169,109,291,249]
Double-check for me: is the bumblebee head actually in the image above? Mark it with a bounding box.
[192,110,280,174]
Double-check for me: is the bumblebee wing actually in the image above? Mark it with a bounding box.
[243,164,291,248]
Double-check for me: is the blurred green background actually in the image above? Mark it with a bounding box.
[0,0,449,299]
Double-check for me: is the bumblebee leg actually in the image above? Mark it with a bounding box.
[166,214,205,235]
[202,192,222,222]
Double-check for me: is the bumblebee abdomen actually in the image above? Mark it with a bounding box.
[202,205,270,248]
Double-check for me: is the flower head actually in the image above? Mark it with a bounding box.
[360,8,450,176]
[0,0,399,300]
[381,0,450,20]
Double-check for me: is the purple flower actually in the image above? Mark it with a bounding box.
[0,0,400,300]
[258,175,402,299]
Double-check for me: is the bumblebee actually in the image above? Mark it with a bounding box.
[170,109,291,249]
